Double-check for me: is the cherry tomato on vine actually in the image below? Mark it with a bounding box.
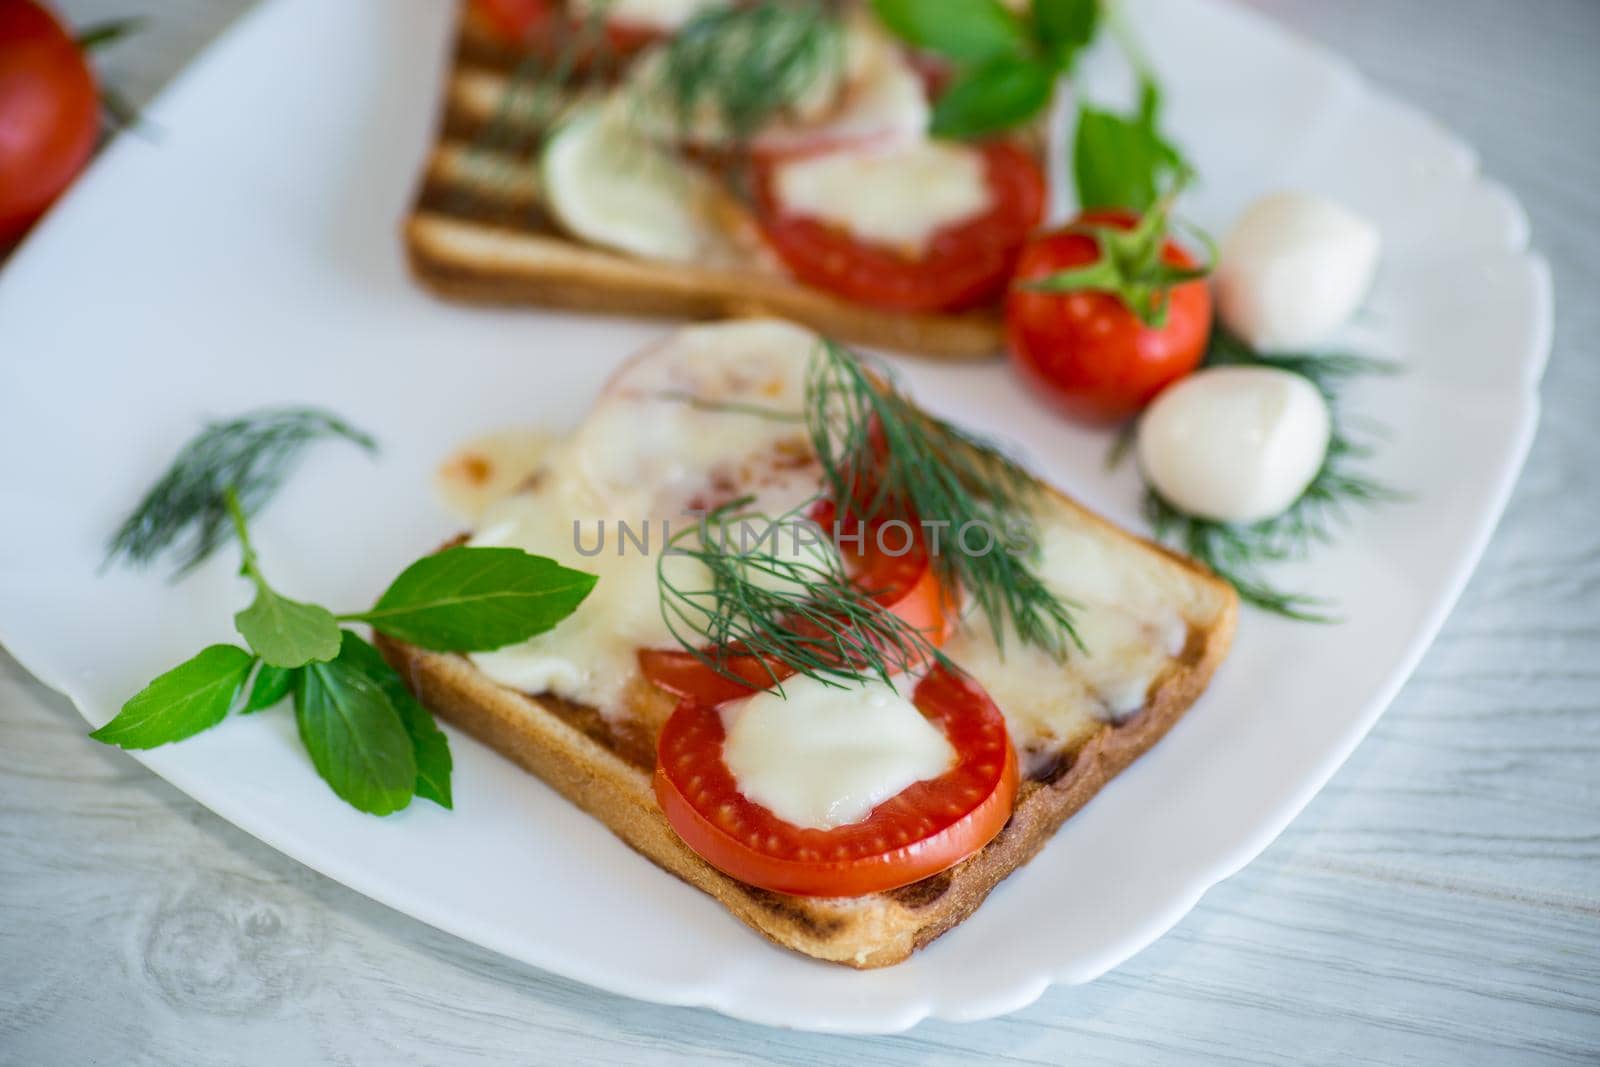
[1005,207,1213,424]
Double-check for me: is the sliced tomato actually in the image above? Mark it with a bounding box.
[639,503,952,705]
[654,664,1018,896]
[639,646,788,707]
[469,0,661,58]
[752,140,1045,313]
[809,497,948,637]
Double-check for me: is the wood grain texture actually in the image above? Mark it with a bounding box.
[3,0,1599,1063]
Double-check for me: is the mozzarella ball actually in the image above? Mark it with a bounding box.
[1215,192,1381,351]
[1137,366,1332,524]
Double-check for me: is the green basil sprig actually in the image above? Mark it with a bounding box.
[95,492,594,814]
[94,413,597,815]
[872,0,1099,138]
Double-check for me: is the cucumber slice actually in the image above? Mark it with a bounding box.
[540,102,717,263]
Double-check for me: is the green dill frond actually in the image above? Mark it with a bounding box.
[1204,327,1399,403]
[1142,402,1401,621]
[106,408,377,577]
[649,0,845,145]
[805,341,1082,659]
[1144,484,1336,621]
[1123,326,1402,619]
[658,497,946,692]
[652,339,1084,668]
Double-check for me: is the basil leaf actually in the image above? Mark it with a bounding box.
[383,677,453,810]
[1031,0,1098,71]
[1074,105,1163,211]
[92,644,255,750]
[340,633,453,809]
[235,584,341,668]
[351,546,597,652]
[931,57,1055,139]
[870,0,1028,63]
[241,663,297,713]
[1074,81,1189,212]
[295,634,417,815]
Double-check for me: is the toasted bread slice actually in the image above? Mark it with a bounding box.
[406,9,1010,360]
[375,487,1237,968]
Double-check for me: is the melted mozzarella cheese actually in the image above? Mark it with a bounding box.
[542,103,730,264]
[772,140,991,252]
[573,319,815,503]
[464,321,822,716]
[624,15,928,156]
[468,477,689,709]
[1136,365,1332,524]
[752,22,930,155]
[435,429,556,523]
[720,676,954,830]
[940,509,1191,772]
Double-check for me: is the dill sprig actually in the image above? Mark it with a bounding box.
[106,408,377,577]
[806,341,1082,659]
[658,497,945,692]
[648,0,844,146]
[1145,431,1399,621]
[1204,327,1399,402]
[1139,330,1401,620]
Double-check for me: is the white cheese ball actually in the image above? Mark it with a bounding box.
[1137,366,1332,524]
[1215,192,1381,351]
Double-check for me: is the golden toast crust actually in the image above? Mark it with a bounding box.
[406,214,1007,361]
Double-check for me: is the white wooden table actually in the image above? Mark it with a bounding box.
[4,1,1597,1062]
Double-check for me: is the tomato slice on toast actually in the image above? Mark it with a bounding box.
[753,141,1045,313]
[654,664,1018,896]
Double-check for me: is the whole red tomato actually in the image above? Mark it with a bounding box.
[0,0,99,243]
[1005,209,1212,424]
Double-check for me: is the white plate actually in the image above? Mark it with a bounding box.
[0,0,1550,1034]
